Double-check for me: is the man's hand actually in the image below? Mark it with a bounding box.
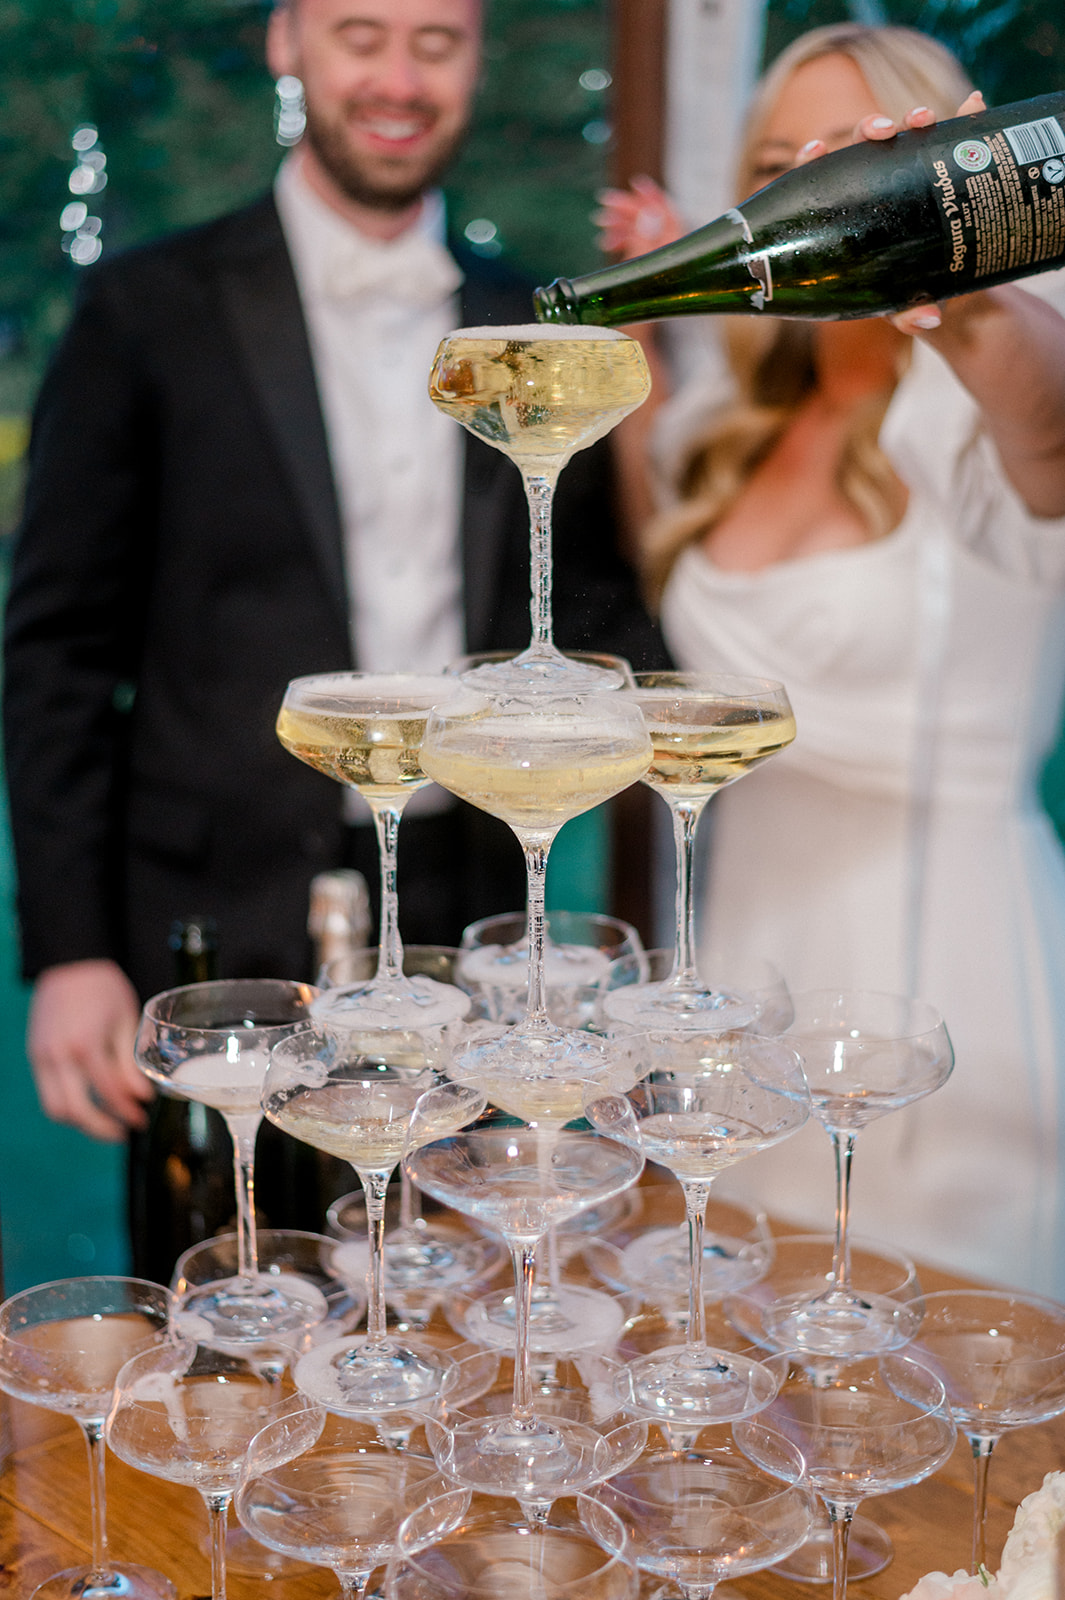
[28,960,151,1141]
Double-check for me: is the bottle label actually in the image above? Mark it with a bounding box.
[924,113,1065,282]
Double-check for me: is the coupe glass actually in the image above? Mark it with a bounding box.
[387,1490,639,1600]
[609,947,794,1037]
[427,1350,647,1521]
[457,909,647,1030]
[906,1289,1065,1573]
[603,673,795,1031]
[592,1426,816,1599]
[276,671,471,1029]
[428,325,651,697]
[172,1228,366,1356]
[319,945,506,1318]
[402,1102,643,1502]
[236,1406,442,1599]
[726,1233,925,1585]
[585,1030,808,1423]
[443,1024,647,1366]
[420,686,651,1098]
[735,1353,957,1600]
[173,1228,366,1580]
[762,992,953,1356]
[105,1340,304,1600]
[263,1028,484,1412]
[135,978,326,1349]
[0,1277,174,1600]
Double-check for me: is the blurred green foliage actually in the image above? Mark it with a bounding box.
[0,0,611,531]
[765,0,1065,104]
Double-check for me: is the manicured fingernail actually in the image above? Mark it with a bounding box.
[912,309,942,330]
[911,107,933,118]
[799,140,822,155]
[871,117,894,130]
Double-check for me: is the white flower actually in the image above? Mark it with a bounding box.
[997,1471,1065,1600]
[900,1571,995,1600]
[901,1471,1065,1600]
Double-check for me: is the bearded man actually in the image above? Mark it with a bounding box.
[3,0,665,1146]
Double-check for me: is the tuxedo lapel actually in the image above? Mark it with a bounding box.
[214,197,348,634]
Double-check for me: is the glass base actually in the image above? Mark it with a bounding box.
[294,1332,455,1413]
[435,1412,610,1500]
[172,1272,328,1349]
[762,1288,922,1358]
[603,979,758,1032]
[311,974,470,1030]
[772,1514,893,1584]
[616,1224,772,1304]
[457,1284,626,1355]
[615,1343,778,1424]
[32,1566,177,1600]
[449,1022,634,1122]
[331,1225,504,1301]
[459,647,626,697]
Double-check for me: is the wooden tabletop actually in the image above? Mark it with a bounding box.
[1,1256,1062,1599]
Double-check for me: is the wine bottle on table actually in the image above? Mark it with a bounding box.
[534,92,1065,326]
[127,915,233,1284]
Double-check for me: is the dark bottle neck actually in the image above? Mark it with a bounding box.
[169,915,218,984]
[535,211,757,326]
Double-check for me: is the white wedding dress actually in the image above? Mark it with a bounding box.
[659,274,1065,1296]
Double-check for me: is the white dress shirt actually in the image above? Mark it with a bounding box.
[275,156,466,819]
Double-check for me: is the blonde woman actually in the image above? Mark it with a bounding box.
[601,25,1065,1295]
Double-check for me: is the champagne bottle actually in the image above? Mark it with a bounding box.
[534,92,1065,326]
[127,915,234,1284]
[308,868,372,985]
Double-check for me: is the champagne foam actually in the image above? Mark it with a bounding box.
[444,323,629,341]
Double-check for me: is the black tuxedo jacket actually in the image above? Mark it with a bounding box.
[4,194,666,997]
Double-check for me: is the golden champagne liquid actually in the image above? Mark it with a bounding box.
[421,716,651,834]
[642,705,797,799]
[265,1068,471,1173]
[276,704,431,800]
[270,1089,416,1171]
[428,327,651,473]
[475,1073,585,1129]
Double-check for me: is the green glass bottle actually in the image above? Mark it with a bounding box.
[534,92,1065,326]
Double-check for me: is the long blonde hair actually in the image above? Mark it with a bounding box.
[643,24,974,604]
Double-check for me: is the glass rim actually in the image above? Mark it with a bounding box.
[142,977,318,1033]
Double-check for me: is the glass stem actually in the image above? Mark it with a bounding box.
[361,1170,392,1349]
[669,800,708,988]
[826,1499,857,1600]
[830,1131,857,1291]
[400,1166,422,1231]
[203,1491,230,1600]
[370,801,407,985]
[522,835,555,1028]
[80,1420,113,1580]
[970,1435,997,1573]
[524,473,558,653]
[509,1240,539,1429]
[227,1119,260,1278]
[338,1573,370,1599]
[682,1180,713,1349]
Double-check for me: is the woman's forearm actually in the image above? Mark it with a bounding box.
[912,283,1065,518]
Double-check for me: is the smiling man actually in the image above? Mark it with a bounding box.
[2,0,666,1232]
[268,0,482,230]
